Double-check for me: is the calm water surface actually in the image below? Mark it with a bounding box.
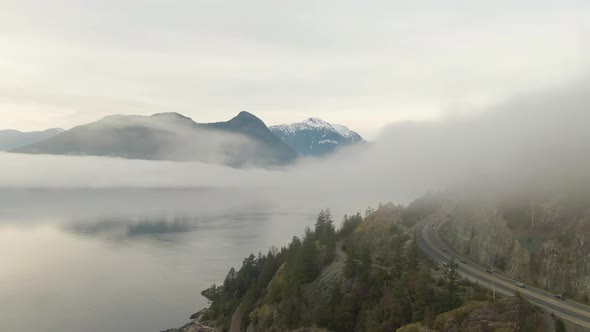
[0,189,318,332]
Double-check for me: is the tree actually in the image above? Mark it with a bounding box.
[331,297,356,332]
[224,267,237,290]
[405,233,420,272]
[281,290,303,328]
[359,245,372,284]
[445,258,463,310]
[241,281,259,329]
[414,267,434,321]
[257,252,277,292]
[315,209,336,247]
[299,230,320,282]
[555,318,566,332]
[340,212,363,238]
[345,248,359,278]
[423,306,435,328]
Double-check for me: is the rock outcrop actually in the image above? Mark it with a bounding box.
[161,321,216,332]
[441,198,590,302]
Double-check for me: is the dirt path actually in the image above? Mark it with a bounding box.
[228,303,242,332]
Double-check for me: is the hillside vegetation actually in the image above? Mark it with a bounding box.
[397,297,549,332]
[188,199,534,332]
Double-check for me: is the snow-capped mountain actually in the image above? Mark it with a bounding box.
[270,118,365,157]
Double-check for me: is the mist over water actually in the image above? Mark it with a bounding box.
[0,188,318,332]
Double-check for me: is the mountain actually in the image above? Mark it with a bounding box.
[270,117,365,157]
[0,128,64,151]
[12,112,296,168]
[208,111,296,163]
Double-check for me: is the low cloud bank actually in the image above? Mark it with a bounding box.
[1,77,589,216]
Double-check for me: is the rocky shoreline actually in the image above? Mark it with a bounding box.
[161,308,217,332]
[161,321,215,332]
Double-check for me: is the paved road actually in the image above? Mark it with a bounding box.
[229,303,242,332]
[415,214,590,329]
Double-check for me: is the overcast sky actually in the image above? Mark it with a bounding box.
[1,1,589,139]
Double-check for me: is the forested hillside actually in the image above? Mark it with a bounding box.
[177,200,538,332]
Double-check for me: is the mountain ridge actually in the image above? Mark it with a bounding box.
[0,128,65,150]
[6,112,365,166]
[12,112,296,168]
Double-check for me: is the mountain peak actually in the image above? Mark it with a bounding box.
[234,111,261,121]
[269,118,365,157]
[151,112,193,122]
[223,111,267,129]
[304,117,329,125]
[271,118,363,140]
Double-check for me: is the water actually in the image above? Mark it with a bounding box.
[0,189,318,332]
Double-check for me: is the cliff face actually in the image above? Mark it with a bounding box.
[441,197,590,302]
[531,209,590,300]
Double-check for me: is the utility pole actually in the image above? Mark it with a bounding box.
[491,265,496,302]
[383,280,388,319]
[531,199,535,230]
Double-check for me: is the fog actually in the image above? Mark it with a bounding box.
[2,77,590,218]
[13,113,285,167]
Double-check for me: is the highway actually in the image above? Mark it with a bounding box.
[415,214,590,329]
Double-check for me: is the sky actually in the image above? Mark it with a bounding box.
[1,1,589,139]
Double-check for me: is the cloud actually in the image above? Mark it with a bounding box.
[1,75,589,221]
[1,1,589,138]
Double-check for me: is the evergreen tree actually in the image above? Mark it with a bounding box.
[340,212,363,238]
[414,267,434,321]
[445,258,463,310]
[423,306,435,328]
[406,233,420,272]
[331,297,356,332]
[359,245,372,284]
[300,230,319,282]
[345,248,360,278]
[555,318,566,332]
[315,209,336,247]
[223,267,237,293]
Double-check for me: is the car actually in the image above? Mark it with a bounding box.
[441,248,447,252]
[515,282,526,288]
[459,259,467,264]
[554,294,565,300]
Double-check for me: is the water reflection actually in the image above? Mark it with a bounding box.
[0,191,317,332]
[59,213,297,246]
[62,218,198,245]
